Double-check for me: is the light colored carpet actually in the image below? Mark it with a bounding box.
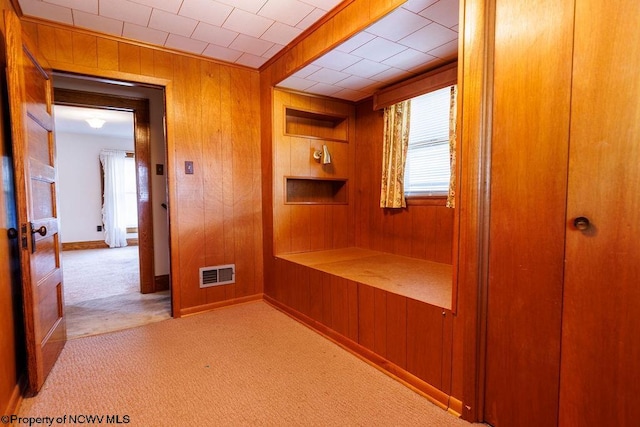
[62,247,171,339]
[19,301,474,427]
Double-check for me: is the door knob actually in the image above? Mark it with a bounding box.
[573,216,591,231]
[31,225,47,236]
[7,228,18,239]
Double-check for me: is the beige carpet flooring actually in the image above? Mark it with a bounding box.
[18,301,474,426]
[62,246,171,339]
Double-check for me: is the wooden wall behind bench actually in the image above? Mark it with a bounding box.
[354,99,454,264]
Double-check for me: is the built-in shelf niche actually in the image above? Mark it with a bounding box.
[285,177,348,204]
[284,107,348,142]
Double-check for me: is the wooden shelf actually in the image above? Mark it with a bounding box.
[285,177,348,204]
[284,107,348,142]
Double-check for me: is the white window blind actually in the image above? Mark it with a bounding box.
[404,86,452,196]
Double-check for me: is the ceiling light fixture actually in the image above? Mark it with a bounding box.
[85,118,106,129]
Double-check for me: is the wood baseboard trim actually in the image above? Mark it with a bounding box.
[263,295,454,412]
[448,396,463,417]
[154,274,170,291]
[62,240,138,251]
[4,380,23,416]
[179,294,262,317]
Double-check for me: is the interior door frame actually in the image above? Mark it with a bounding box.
[53,88,156,294]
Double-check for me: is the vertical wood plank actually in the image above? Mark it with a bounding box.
[406,299,444,389]
[330,275,349,336]
[386,293,407,368]
[118,43,141,75]
[71,33,97,68]
[54,28,73,63]
[97,38,119,71]
[308,268,324,322]
[358,283,375,350]
[347,279,358,342]
[374,289,387,358]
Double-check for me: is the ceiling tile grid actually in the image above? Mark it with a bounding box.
[18,0,459,102]
[18,0,342,68]
[278,0,459,101]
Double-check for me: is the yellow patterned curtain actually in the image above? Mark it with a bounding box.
[446,85,458,209]
[380,100,411,208]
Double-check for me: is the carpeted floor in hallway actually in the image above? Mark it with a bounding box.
[18,301,475,427]
[62,246,171,339]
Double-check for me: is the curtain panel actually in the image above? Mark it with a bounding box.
[380,100,411,208]
[99,149,129,248]
[447,85,458,208]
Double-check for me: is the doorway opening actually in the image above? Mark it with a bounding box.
[52,74,171,338]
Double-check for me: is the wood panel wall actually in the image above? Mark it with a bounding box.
[20,19,264,316]
[0,1,26,415]
[272,89,356,255]
[355,99,454,264]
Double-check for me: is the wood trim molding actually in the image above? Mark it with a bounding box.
[62,240,138,251]
[179,294,263,317]
[154,274,170,291]
[373,61,458,110]
[448,396,464,417]
[263,294,460,414]
[3,381,23,418]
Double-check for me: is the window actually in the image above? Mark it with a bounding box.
[404,85,454,196]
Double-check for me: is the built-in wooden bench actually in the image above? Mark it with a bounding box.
[276,247,453,309]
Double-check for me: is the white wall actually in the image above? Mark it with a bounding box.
[57,132,133,243]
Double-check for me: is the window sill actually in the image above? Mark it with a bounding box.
[406,195,448,206]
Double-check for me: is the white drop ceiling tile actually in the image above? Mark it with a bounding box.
[351,37,408,62]
[313,50,362,71]
[201,43,243,62]
[223,8,274,38]
[129,0,183,13]
[369,66,412,83]
[123,22,168,45]
[335,75,378,91]
[229,34,274,56]
[342,58,391,78]
[305,82,342,96]
[299,0,341,10]
[235,52,269,67]
[262,43,284,58]
[73,10,123,36]
[261,22,303,45]
[178,0,233,27]
[45,0,97,14]
[149,9,198,37]
[398,23,457,53]
[192,22,238,47]
[217,0,267,14]
[20,0,73,25]
[259,0,314,27]
[335,31,376,53]
[296,8,324,30]
[290,64,321,78]
[420,0,459,28]
[277,75,317,91]
[332,88,369,102]
[365,8,431,42]
[307,68,350,85]
[382,48,437,71]
[427,38,458,60]
[99,0,151,27]
[164,33,208,55]
[401,0,439,13]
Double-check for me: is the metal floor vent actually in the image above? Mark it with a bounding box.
[199,264,235,288]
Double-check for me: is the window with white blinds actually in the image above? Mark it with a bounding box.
[404,85,452,196]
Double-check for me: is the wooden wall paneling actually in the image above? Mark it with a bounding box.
[308,268,324,322]
[484,0,574,424]
[151,50,173,80]
[250,72,264,295]
[406,299,444,389]
[71,32,96,68]
[357,283,375,350]
[321,271,333,328]
[385,292,407,369]
[450,314,464,401]
[290,205,311,253]
[293,262,311,317]
[353,102,376,249]
[331,204,349,249]
[229,68,259,298]
[200,61,226,304]
[139,48,154,77]
[96,38,118,71]
[118,43,141,75]
[53,27,73,64]
[373,288,387,358]
[173,55,206,309]
[330,275,349,336]
[259,70,275,297]
[435,206,454,264]
[441,310,454,396]
[273,91,292,255]
[393,209,413,257]
[347,279,358,342]
[308,204,326,251]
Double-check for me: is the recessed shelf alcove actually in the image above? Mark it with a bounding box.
[285,177,348,204]
[284,107,348,142]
